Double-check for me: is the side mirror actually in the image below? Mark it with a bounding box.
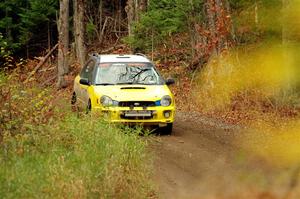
[79,78,90,86]
[165,78,175,86]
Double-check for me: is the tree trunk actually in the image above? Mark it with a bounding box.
[206,0,232,54]
[190,0,233,70]
[140,0,148,12]
[125,0,134,37]
[126,0,148,37]
[74,0,87,67]
[206,0,217,54]
[57,0,69,88]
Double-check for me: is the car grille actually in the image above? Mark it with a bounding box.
[118,101,156,108]
[120,110,154,120]
[120,115,154,120]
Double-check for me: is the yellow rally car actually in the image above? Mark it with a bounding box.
[71,54,175,134]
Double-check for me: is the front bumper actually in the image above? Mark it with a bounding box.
[93,106,175,125]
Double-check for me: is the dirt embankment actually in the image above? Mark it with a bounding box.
[150,112,300,199]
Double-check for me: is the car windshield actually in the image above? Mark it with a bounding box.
[95,62,163,85]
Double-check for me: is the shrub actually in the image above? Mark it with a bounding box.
[0,73,154,198]
[125,0,202,51]
[0,33,14,70]
[1,115,153,198]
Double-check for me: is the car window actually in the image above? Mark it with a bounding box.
[80,60,95,81]
[95,62,163,85]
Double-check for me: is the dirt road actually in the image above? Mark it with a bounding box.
[150,112,300,199]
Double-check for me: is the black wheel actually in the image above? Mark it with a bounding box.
[71,92,78,112]
[161,123,173,135]
[86,99,92,114]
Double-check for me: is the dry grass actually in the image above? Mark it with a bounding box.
[0,72,156,199]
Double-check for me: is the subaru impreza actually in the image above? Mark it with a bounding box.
[71,54,175,134]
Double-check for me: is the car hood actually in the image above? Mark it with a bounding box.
[93,85,171,101]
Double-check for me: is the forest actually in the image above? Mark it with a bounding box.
[1,0,300,198]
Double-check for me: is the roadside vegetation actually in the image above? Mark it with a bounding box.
[0,72,154,198]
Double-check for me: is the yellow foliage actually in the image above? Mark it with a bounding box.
[240,120,300,167]
[193,44,298,112]
[192,2,300,167]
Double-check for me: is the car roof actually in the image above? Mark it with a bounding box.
[97,54,151,63]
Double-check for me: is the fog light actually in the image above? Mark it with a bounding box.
[164,111,171,118]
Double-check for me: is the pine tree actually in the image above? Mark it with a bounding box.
[0,0,58,56]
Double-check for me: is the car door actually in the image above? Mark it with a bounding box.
[77,60,95,107]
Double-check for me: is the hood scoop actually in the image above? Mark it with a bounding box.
[121,87,146,90]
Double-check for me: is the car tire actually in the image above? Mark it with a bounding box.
[161,123,173,135]
[71,92,78,112]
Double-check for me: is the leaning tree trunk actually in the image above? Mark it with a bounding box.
[74,0,87,66]
[57,0,70,88]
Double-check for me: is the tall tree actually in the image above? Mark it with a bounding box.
[74,0,87,66]
[126,0,148,37]
[57,0,69,88]
[140,0,148,12]
[125,0,134,37]
[205,0,231,55]
[0,0,58,56]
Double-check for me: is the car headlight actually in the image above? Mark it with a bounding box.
[161,95,172,107]
[100,95,113,106]
[100,96,119,107]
